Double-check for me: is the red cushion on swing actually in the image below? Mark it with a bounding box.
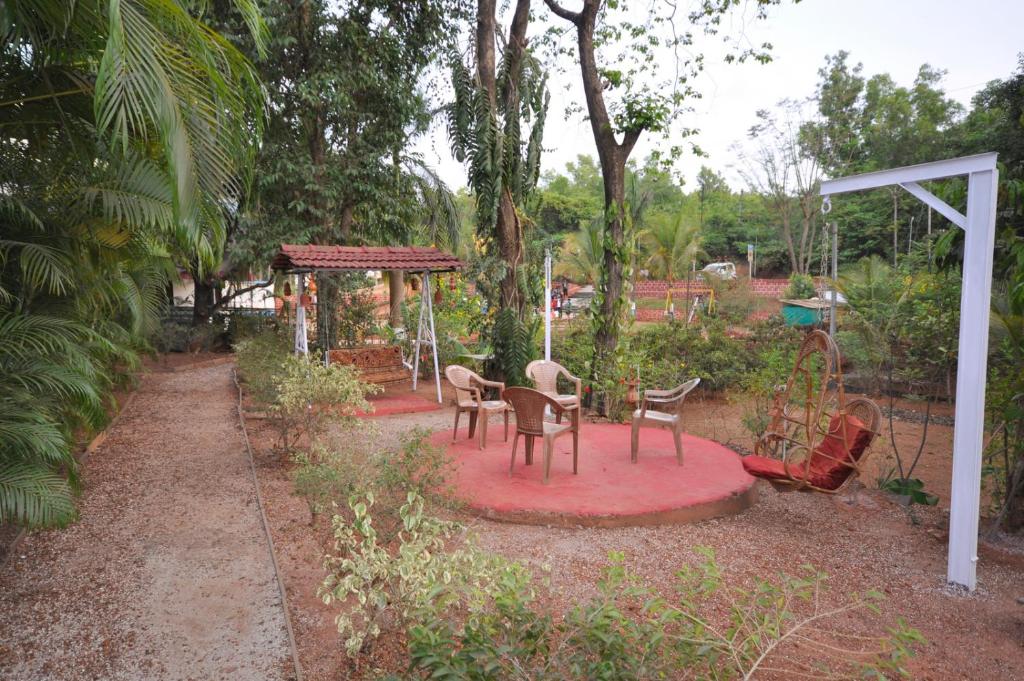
[742,414,872,490]
[806,413,872,490]
[741,455,795,481]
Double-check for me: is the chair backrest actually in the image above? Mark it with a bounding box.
[445,365,481,405]
[504,387,561,436]
[525,360,566,394]
[668,377,701,416]
[755,330,844,460]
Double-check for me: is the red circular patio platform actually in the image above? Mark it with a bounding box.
[433,422,756,528]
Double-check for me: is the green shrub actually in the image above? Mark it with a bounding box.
[234,329,292,406]
[710,278,759,324]
[338,288,378,347]
[152,319,192,354]
[319,492,508,656]
[783,272,817,299]
[291,427,456,533]
[401,277,488,378]
[269,354,378,452]
[738,344,795,440]
[391,548,923,680]
[629,321,753,393]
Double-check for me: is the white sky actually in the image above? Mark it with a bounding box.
[414,0,1024,192]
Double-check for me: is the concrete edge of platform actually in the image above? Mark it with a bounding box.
[464,484,757,529]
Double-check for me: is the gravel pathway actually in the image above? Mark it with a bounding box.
[0,364,293,680]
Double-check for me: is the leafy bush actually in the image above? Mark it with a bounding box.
[337,288,378,347]
[291,427,456,524]
[629,321,754,393]
[269,354,378,452]
[709,278,759,324]
[738,344,795,439]
[151,319,192,354]
[783,272,817,299]
[391,548,923,680]
[234,329,292,406]
[319,492,507,656]
[401,276,488,377]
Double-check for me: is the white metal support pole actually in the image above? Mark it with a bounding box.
[544,250,552,361]
[425,272,443,403]
[947,166,998,590]
[293,274,308,356]
[412,274,425,392]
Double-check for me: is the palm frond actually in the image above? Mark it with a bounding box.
[0,462,77,527]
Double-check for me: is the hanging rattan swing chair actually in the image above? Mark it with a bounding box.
[742,330,883,493]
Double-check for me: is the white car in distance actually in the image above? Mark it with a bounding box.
[700,262,737,280]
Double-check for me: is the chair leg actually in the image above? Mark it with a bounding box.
[452,407,461,442]
[572,430,579,474]
[509,433,519,476]
[525,435,535,465]
[631,419,640,463]
[673,428,684,465]
[504,408,509,442]
[468,410,478,438]
[479,410,489,449]
[543,436,553,484]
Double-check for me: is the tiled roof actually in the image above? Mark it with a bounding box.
[271,244,463,272]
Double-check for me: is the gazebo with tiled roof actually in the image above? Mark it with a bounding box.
[272,244,463,403]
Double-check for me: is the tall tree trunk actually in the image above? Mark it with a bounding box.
[594,156,627,358]
[193,276,216,325]
[477,0,531,315]
[388,270,405,328]
[546,0,641,413]
[780,208,798,274]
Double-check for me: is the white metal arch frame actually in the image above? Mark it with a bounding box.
[820,152,999,591]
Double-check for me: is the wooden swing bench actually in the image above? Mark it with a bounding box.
[741,330,882,494]
[328,345,411,385]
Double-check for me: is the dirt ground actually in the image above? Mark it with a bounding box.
[3,363,1021,680]
[0,363,293,680]
[246,380,1024,681]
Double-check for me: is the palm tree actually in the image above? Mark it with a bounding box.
[556,218,604,286]
[378,157,462,328]
[644,215,704,282]
[643,212,705,315]
[1,0,265,527]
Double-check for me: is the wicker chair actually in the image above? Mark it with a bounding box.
[444,365,509,449]
[742,331,883,493]
[525,360,582,424]
[504,387,579,484]
[630,378,701,465]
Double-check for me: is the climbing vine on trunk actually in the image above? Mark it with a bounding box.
[447,0,549,316]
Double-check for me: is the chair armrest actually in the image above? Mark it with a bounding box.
[644,395,683,405]
[643,389,678,399]
[557,366,583,403]
[472,377,505,398]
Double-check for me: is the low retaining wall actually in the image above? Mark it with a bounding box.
[633,278,793,299]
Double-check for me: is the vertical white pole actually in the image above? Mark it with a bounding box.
[412,274,425,392]
[544,251,552,362]
[927,207,933,266]
[425,272,443,403]
[293,274,308,356]
[947,167,998,591]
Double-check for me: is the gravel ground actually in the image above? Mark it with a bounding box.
[0,363,293,681]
